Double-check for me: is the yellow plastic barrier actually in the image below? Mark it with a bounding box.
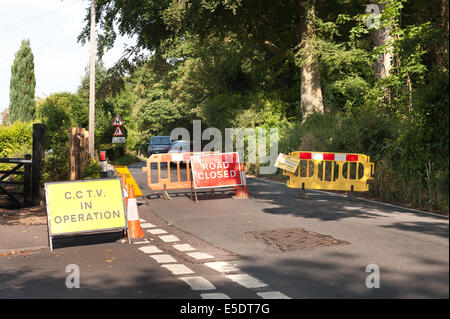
[283,151,374,192]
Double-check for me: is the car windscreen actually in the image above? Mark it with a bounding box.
[150,137,171,145]
[171,142,190,150]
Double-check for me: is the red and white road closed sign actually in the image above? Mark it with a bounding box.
[191,152,242,189]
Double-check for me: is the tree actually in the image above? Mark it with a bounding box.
[9,39,36,123]
[78,0,325,118]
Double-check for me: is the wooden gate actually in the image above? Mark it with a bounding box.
[0,156,32,206]
[0,123,45,207]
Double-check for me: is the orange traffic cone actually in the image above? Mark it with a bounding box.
[233,162,249,199]
[126,185,146,239]
[121,173,129,208]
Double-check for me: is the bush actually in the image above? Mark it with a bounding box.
[0,122,33,158]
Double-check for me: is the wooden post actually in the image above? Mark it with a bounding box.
[24,154,31,206]
[69,127,77,180]
[70,128,89,180]
[79,129,89,178]
[32,123,45,206]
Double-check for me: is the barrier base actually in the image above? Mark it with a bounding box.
[347,191,357,201]
[298,189,311,199]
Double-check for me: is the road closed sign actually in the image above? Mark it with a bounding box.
[45,178,127,239]
[191,152,242,189]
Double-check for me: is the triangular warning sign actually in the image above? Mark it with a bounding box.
[113,126,124,137]
[112,115,123,126]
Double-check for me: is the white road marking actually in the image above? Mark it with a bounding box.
[161,264,194,275]
[173,243,196,252]
[138,245,162,254]
[140,219,146,223]
[201,293,231,299]
[141,223,156,228]
[147,228,168,235]
[186,252,214,260]
[226,274,268,289]
[133,239,150,245]
[149,254,177,263]
[257,291,291,299]
[204,261,239,273]
[178,276,216,291]
[159,235,180,243]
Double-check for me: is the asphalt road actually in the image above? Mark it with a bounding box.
[0,161,448,300]
[128,161,449,299]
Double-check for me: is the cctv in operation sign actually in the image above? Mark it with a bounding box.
[45,178,128,250]
[191,152,242,189]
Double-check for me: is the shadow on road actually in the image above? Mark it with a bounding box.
[247,178,449,239]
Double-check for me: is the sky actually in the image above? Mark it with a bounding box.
[0,0,135,119]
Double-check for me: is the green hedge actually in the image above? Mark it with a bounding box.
[0,122,33,158]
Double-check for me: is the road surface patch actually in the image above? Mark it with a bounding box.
[246,228,349,251]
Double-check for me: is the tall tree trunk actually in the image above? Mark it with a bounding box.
[295,0,324,120]
[374,3,394,112]
[375,4,392,79]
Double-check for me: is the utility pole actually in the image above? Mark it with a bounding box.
[88,0,96,157]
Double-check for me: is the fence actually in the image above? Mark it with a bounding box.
[283,151,375,193]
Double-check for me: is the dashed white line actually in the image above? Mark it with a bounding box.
[147,228,168,235]
[173,243,196,252]
[257,291,291,299]
[138,245,162,254]
[161,264,194,275]
[149,254,177,263]
[201,293,231,299]
[204,261,239,273]
[226,274,268,289]
[141,223,156,228]
[159,235,180,243]
[133,239,150,245]
[186,252,214,260]
[178,276,216,291]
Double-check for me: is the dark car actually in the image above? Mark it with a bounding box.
[168,140,193,165]
[147,136,172,157]
[168,140,194,154]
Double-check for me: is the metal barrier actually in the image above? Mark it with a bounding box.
[283,151,374,192]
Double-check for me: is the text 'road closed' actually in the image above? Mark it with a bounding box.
[191,152,242,189]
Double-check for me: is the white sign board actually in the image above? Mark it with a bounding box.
[112,137,126,144]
